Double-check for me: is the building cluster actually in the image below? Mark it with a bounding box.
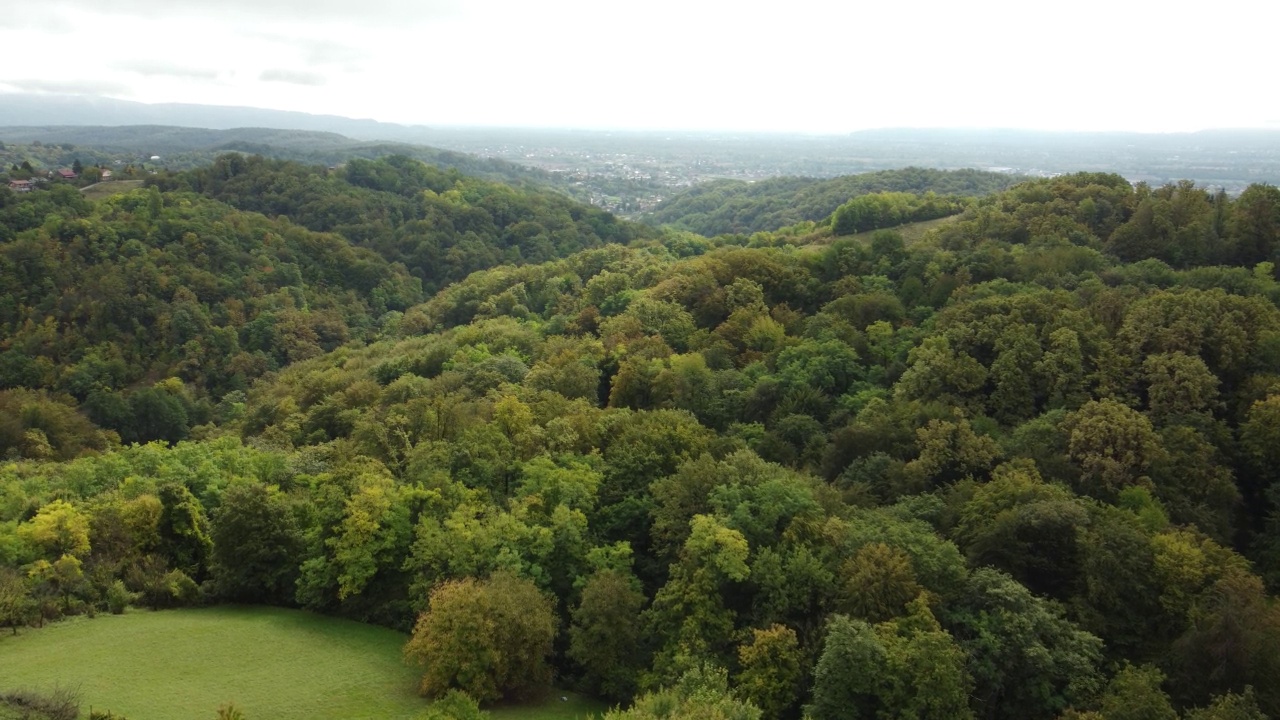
[6,166,117,192]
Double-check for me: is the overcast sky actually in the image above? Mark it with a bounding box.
[0,0,1276,133]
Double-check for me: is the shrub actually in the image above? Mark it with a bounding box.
[0,686,81,720]
[105,580,135,615]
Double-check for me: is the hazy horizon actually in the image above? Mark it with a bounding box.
[2,0,1277,134]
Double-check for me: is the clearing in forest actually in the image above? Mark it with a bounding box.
[0,606,603,720]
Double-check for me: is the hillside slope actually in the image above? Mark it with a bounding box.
[643,167,1021,236]
[5,168,1280,718]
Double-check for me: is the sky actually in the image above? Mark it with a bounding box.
[0,0,1276,133]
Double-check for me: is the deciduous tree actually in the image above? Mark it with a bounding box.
[404,571,555,703]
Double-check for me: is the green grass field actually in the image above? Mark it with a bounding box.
[0,607,605,720]
[81,180,144,200]
[802,214,962,250]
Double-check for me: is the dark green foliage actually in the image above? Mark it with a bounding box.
[0,389,112,460]
[0,180,424,423]
[164,154,654,295]
[209,482,302,604]
[943,568,1103,720]
[569,569,648,702]
[808,604,973,720]
[156,483,213,582]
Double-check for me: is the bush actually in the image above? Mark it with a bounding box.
[419,690,488,720]
[134,566,200,609]
[0,686,81,720]
[105,580,135,615]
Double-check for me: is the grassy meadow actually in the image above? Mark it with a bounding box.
[80,179,144,200]
[0,607,605,720]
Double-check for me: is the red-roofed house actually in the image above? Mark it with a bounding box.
[8,180,32,193]
[57,169,77,180]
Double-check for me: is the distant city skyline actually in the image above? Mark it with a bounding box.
[1,0,1276,134]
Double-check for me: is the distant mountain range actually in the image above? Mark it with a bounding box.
[9,92,1280,151]
[0,93,431,143]
[844,126,1280,152]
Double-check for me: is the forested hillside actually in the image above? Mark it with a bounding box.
[0,181,422,454]
[644,167,1021,236]
[4,163,1280,720]
[152,154,653,293]
[0,156,647,456]
[0,126,585,198]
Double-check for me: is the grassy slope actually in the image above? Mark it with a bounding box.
[863,214,960,246]
[80,179,144,200]
[0,607,603,720]
[792,214,962,253]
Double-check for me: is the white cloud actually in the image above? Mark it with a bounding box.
[2,79,135,96]
[260,69,328,87]
[113,61,221,81]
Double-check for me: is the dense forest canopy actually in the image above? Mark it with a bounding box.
[3,157,1280,719]
[151,154,653,293]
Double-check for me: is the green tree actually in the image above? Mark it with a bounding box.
[953,462,1089,599]
[1141,352,1219,421]
[604,665,761,720]
[1240,393,1280,493]
[808,599,974,720]
[902,413,1001,490]
[156,483,213,581]
[735,624,802,719]
[404,571,556,703]
[894,337,988,409]
[1075,508,1167,659]
[1066,399,1163,498]
[569,568,647,702]
[944,568,1104,720]
[126,385,191,444]
[1228,184,1280,265]
[20,500,91,559]
[1097,664,1176,720]
[1037,328,1088,411]
[418,690,489,720]
[209,481,302,604]
[989,323,1043,424]
[1184,689,1268,720]
[836,542,921,623]
[645,514,750,682]
[1172,569,1280,716]
[0,567,33,633]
